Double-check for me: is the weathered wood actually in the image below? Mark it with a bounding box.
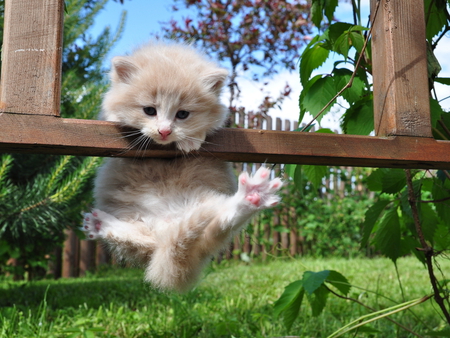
[0,0,64,116]
[1,114,450,169]
[62,228,79,278]
[371,0,432,137]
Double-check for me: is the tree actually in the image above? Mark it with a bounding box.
[160,0,313,126]
[0,0,125,280]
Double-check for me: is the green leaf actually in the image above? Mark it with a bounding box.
[328,22,353,47]
[366,168,385,192]
[310,0,338,27]
[373,206,402,262]
[341,96,374,135]
[361,198,391,247]
[316,128,335,134]
[434,222,450,252]
[333,68,365,104]
[430,98,445,129]
[425,0,448,40]
[302,165,328,188]
[311,0,323,27]
[432,179,450,222]
[273,280,305,331]
[381,169,406,194]
[301,76,337,122]
[303,270,330,295]
[326,270,351,296]
[434,77,450,85]
[419,203,438,243]
[299,74,322,123]
[305,284,329,316]
[348,30,366,54]
[333,31,351,59]
[324,0,338,23]
[285,164,303,192]
[300,42,330,86]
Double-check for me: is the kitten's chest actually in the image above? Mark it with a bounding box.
[95,157,235,211]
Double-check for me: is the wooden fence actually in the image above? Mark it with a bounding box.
[2,0,447,278]
[51,113,370,278]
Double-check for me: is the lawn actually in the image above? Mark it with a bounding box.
[0,256,448,337]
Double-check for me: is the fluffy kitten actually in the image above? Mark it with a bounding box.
[82,41,282,292]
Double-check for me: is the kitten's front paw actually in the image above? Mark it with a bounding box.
[81,209,109,240]
[238,167,282,209]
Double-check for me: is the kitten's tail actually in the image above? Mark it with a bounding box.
[144,214,218,292]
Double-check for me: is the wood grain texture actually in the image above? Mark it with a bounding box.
[371,0,432,137]
[0,0,64,116]
[1,114,450,169]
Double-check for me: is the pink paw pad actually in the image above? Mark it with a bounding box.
[246,192,261,206]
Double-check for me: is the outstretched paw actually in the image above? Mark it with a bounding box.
[81,209,109,240]
[238,167,282,209]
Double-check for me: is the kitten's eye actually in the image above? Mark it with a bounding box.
[143,107,157,116]
[176,110,190,119]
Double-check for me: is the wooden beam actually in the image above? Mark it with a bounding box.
[0,0,64,116]
[371,0,432,137]
[1,114,450,169]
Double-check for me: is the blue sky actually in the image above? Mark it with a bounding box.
[88,1,449,126]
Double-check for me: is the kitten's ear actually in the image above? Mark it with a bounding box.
[202,68,228,93]
[110,56,139,84]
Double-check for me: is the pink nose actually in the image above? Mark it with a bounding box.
[158,128,172,140]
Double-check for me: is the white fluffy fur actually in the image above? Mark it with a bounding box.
[82,41,282,292]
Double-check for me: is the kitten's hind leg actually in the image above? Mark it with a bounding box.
[82,209,156,263]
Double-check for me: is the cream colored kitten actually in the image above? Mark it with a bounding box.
[82,41,282,292]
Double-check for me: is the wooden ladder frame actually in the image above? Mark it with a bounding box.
[0,0,449,169]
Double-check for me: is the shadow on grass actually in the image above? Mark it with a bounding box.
[0,267,219,312]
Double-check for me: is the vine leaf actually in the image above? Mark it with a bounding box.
[327,270,351,296]
[300,39,330,86]
[341,96,374,135]
[306,284,329,317]
[333,68,366,104]
[273,280,304,331]
[361,198,390,247]
[373,207,402,263]
[301,76,337,122]
[302,165,328,189]
[303,270,330,295]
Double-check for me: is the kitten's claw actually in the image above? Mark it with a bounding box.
[238,167,282,208]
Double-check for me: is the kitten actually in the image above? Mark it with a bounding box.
[82,41,282,292]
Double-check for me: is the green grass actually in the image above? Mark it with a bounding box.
[0,256,448,337]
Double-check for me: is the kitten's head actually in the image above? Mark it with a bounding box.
[101,41,229,152]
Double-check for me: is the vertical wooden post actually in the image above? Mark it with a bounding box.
[0,0,64,115]
[79,241,96,276]
[62,228,79,278]
[371,0,432,137]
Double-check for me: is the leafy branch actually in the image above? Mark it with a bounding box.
[405,169,450,324]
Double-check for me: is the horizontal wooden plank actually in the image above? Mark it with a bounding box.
[1,113,450,169]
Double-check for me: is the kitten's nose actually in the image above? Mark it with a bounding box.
[158,128,172,140]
